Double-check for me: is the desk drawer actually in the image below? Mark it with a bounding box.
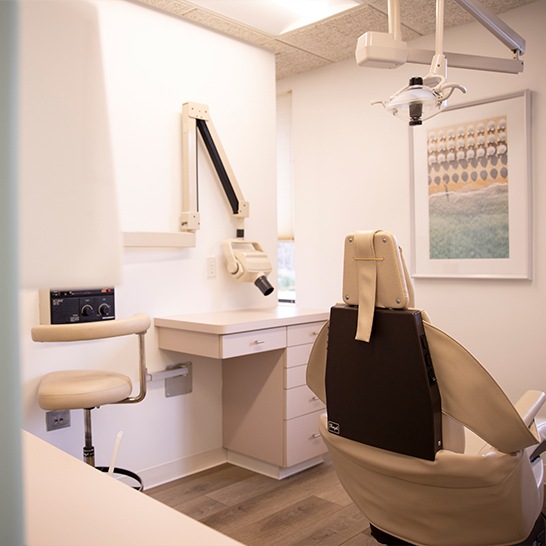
[221,327,286,358]
[284,410,326,467]
[285,344,313,369]
[285,384,324,419]
[287,321,326,347]
[284,364,307,389]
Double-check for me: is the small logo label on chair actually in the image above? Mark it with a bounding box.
[328,421,340,434]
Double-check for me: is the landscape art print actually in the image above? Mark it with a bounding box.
[411,91,531,279]
[427,116,509,260]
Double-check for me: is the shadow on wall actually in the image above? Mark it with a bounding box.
[19,0,121,290]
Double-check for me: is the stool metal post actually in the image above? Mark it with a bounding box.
[83,408,95,466]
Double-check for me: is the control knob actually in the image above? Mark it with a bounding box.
[98,303,112,317]
[81,304,94,317]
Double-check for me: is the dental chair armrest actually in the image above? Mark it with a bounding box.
[515,390,546,459]
[513,390,546,427]
[473,391,546,457]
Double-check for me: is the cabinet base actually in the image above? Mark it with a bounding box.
[227,450,325,480]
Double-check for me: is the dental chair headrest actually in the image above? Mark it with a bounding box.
[343,230,414,342]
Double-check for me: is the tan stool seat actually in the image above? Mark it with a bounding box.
[37,370,132,411]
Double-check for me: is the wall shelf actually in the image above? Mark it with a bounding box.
[123,232,196,248]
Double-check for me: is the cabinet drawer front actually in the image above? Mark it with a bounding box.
[221,327,286,358]
[285,344,313,368]
[285,384,324,419]
[287,321,326,347]
[285,410,326,467]
[284,364,307,389]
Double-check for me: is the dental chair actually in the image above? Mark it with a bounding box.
[307,230,546,546]
[32,313,151,489]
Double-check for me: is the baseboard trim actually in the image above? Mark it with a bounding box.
[139,447,227,489]
[139,448,326,489]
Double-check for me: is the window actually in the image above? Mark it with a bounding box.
[278,240,295,303]
[277,91,296,303]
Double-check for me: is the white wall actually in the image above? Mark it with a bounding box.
[19,0,276,486]
[277,1,546,405]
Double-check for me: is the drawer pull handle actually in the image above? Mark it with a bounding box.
[311,396,320,401]
[253,340,266,345]
[311,433,321,439]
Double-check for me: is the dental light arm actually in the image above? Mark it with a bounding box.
[357,0,525,125]
[181,102,274,296]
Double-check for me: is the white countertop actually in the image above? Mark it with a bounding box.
[154,307,329,335]
[23,431,243,546]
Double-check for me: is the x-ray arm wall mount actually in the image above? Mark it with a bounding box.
[181,102,274,296]
[181,102,249,237]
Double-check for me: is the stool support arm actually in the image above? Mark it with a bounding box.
[119,332,147,404]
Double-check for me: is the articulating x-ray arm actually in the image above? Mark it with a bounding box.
[181,102,273,296]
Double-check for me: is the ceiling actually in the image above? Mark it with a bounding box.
[133,0,537,79]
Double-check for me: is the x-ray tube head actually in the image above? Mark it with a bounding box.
[254,275,274,296]
[223,239,274,296]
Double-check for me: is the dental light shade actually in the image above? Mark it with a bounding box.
[372,0,467,126]
[380,72,467,126]
[381,78,443,126]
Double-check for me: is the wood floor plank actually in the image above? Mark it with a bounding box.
[207,473,284,507]
[341,529,380,546]
[169,494,229,521]
[315,479,355,508]
[200,464,339,535]
[147,460,380,546]
[277,503,370,545]
[230,496,342,546]
[146,463,253,506]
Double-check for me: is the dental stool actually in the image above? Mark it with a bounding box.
[307,230,546,546]
[32,313,151,490]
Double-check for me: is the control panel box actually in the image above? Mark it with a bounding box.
[39,288,115,325]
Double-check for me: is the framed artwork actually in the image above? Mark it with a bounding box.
[410,90,532,279]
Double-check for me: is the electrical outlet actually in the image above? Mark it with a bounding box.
[206,256,216,279]
[46,409,71,431]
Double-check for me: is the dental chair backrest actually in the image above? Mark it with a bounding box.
[342,230,414,339]
[308,230,542,457]
[324,231,443,460]
[307,230,415,403]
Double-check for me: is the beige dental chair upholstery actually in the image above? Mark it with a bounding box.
[307,231,546,546]
[32,313,151,488]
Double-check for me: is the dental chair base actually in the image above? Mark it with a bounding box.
[369,517,545,546]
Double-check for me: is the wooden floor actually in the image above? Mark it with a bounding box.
[146,458,381,545]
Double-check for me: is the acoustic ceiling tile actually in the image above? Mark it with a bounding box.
[278,6,385,62]
[182,8,272,45]
[268,40,332,79]
[278,5,419,63]
[370,0,537,36]
[134,0,195,17]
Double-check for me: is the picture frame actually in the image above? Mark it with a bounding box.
[410,90,532,279]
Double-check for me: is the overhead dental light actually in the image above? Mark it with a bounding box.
[356,0,526,126]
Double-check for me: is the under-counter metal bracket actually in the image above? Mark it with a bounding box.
[147,362,192,397]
